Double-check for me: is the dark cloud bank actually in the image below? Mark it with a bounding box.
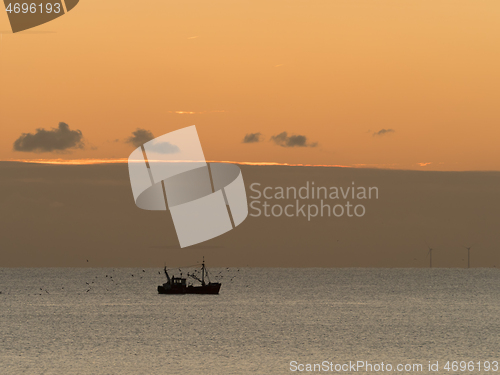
[1,162,499,268]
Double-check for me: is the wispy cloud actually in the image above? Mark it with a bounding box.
[274,64,284,68]
[353,163,399,169]
[13,122,84,153]
[167,110,226,115]
[126,129,154,148]
[187,36,200,39]
[242,133,262,143]
[417,162,432,167]
[271,132,318,148]
[373,129,395,136]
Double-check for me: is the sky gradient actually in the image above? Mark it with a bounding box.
[1,1,500,170]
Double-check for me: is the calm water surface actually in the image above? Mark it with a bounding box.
[0,268,499,374]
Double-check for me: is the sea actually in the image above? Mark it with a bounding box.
[0,268,499,374]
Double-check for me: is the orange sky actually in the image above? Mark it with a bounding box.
[1,0,500,170]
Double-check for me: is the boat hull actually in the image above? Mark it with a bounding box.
[157,283,221,295]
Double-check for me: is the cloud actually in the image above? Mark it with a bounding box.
[270,132,318,148]
[13,122,84,153]
[417,162,432,167]
[146,142,180,154]
[126,129,155,148]
[373,129,395,136]
[242,133,262,143]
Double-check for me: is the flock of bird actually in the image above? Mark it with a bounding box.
[11,261,240,296]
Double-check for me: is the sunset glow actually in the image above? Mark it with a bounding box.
[5,158,352,168]
[1,1,500,171]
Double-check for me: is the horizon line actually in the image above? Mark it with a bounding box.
[2,158,500,172]
[2,158,353,168]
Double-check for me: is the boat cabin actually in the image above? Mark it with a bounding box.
[171,277,186,287]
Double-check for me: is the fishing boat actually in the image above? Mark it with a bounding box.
[157,259,221,295]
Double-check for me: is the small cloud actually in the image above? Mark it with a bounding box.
[147,142,180,154]
[13,122,84,153]
[126,129,155,148]
[353,163,399,169]
[270,132,318,148]
[274,64,284,68]
[187,36,200,39]
[417,162,432,167]
[242,133,262,143]
[373,129,395,136]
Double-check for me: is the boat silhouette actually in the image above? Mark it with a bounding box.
[158,258,221,295]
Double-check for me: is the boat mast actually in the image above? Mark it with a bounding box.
[201,256,205,286]
[164,266,171,284]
